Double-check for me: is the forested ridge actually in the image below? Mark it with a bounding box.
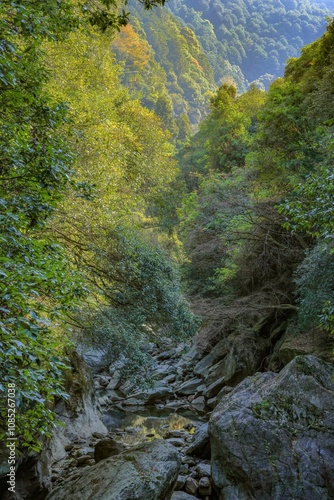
[106,0,334,128]
[0,0,334,480]
[168,0,333,89]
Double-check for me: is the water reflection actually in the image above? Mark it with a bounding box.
[102,409,203,447]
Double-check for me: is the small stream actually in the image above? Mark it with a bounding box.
[102,406,205,447]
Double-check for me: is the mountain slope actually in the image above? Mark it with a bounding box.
[168,0,333,89]
[111,4,216,126]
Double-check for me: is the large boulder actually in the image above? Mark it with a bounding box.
[47,440,181,500]
[123,385,174,406]
[209,355,334,500]
[277,325,334,366]
[185,423,211,459]
[94,437,126,463]
[203,333,269,388]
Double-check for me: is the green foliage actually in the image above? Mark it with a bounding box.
[294,242,334,332]
[0,0,181,451]
[120,3,216,125]
[280,140,334,239]
[178,171,249,297]
[44,26,196,374]
[176,16,334,352]
[169,0,331,89]
[249,79,326,195]
[178,83,265,188]
[77,227,198,373]
[0,0,88,451]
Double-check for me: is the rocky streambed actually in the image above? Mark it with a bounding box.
[48,334,334,500]
[1,328,334,500]
[48,342,216,499]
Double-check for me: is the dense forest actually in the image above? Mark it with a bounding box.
[107,0,333,128]
[168,0,333,89]
[112,3,216,127]
[0,0,334,480]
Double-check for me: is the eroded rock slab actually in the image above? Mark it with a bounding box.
[209,355,334,500]
[185,423,210,459]
[47,439,181,500]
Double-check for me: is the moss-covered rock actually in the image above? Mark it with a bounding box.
[209,355,334,499]
[47,440,181,500]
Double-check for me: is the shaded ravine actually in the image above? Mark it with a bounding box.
[46,325,334,500]
[48,341,216,499]
[2,328,334,499]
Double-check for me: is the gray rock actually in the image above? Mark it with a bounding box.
[203,375,226,399]
[98,395,110,406]
[166,438,185,448]
[80,346,108,371]
[98,376,110,387]
[171,492,197,500]
[94,438,126,463]
[193,338,230,376]
[165,430,187,439]
[176,378,203,396]
[202,331,270,389]
[165,401,190,411]
[124,385,174,406]
[205,351,241,387]
[151,364,175,380]
[92,431,105,439]
[156,349,176,361]
[198,476,211,495]
[147,385,174,403]
[122,396,145,406]
[196,462,211,478]
[193,352,218,377]
[108,355,128,373]
[47,440,181,500]
[191,396,206,410]
[277,326,334,366]
[182,346,202,365]
[215,385,233,403]
[182,456,196,466]
[209,355,334,500]
[193,384,206,395]
[206,396,217,410]
[106,370,122,391]
[185,423,211,459]
[107,390,123,401]
[180,464,189,474]
[175,475,187,490]
[162,373,177,384]
[74,447,94,459]
[77,455,92,466]
[185,476,198,495]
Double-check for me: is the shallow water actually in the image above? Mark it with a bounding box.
[102,407,205,447]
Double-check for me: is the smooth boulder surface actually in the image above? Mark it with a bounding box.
[209,355,334,500]
[47,440,181,500]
